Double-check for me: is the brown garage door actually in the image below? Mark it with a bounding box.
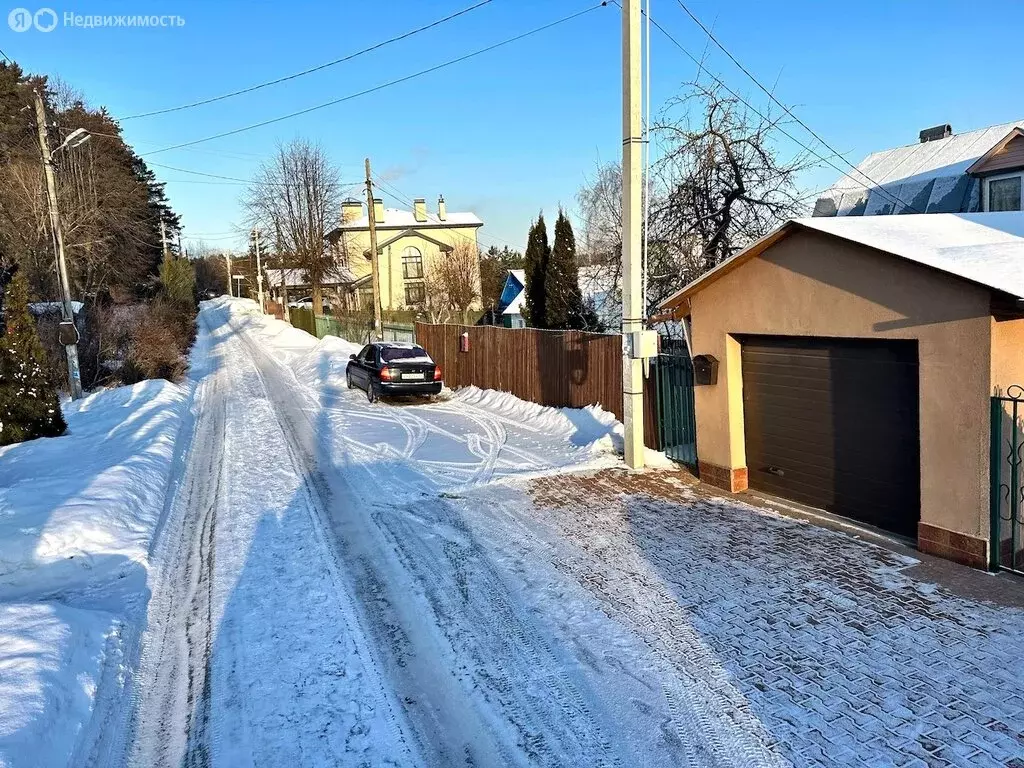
[741,336,920,538]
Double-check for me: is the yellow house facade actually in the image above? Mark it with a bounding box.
[325,196,483,312]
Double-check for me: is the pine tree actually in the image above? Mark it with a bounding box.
[545,209,597,330]
[523,213,550,328]
[0,270,66,446]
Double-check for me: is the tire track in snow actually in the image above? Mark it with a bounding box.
[128,335,226,768]
[229,312,626,767]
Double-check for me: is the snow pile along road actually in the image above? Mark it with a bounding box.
[0,379,187,766]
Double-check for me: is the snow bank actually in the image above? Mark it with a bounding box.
[0,380,186,600]
[0,603,114,767]
[290,335,362,391]
[0,379,188,765]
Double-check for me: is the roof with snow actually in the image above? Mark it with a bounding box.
[660,212,1024,313]
[329,207,483,236]
[265,266,357,287]
[813,119,1024,217]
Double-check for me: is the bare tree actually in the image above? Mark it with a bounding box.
[576,80,812,324]
[244,139,343,314]
[423,241,480,324]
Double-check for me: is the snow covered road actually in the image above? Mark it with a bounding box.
[124,299,783,767]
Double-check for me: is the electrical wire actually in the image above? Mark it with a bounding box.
[671,0,919,212]
[0,48,13,65]
[616,0,915,213]
[140,3,608,156]
[117,0,495,120]
[148,160,361,188]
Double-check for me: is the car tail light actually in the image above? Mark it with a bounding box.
[380,367,394,381]
[434,365,442,381]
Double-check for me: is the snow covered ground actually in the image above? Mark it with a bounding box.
[0,379,188,766]
[8,296,1018,767]
[126,298,696,767]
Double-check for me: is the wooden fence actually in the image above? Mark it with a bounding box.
[415,323,659,448]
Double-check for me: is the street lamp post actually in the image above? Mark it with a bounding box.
[33,90,90,400]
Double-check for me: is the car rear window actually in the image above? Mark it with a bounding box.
[380,346,430,362]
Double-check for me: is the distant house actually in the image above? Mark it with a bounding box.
[495,269,526,328]
[324,196,484,313]
[813,119,1024,217]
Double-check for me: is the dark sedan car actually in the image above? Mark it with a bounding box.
[346,342,443,402]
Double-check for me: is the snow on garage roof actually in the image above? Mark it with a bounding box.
[659,212,1024,314]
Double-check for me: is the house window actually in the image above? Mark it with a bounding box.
[402,246,424,279]
[986,174,1023,212]
[405,282,425,306]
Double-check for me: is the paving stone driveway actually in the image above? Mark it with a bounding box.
[522,470,1024,767]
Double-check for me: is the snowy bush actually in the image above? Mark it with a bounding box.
[0,271,66,446]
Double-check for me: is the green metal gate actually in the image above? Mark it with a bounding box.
[656,340,697,469]
[991,385,1024,574]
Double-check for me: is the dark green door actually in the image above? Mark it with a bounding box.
[656,341,697,469]
[991,385,1024,574]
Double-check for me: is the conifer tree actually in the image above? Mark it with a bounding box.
[0,270,66,446]
[523,213,550,328]
[545,209,598,330]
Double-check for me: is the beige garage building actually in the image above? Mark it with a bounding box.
[659,213,1024,568]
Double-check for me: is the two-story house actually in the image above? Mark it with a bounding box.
[813,119,1024,217]
[324,196,483,312]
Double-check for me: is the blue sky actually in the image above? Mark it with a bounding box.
[3,0,1022,253]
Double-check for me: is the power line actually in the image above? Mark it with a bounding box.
[0,48,13,65]
[117,0,495,121]
[148,160,361,188]
[140,3,608,156]
[614,0,912,213]
[671,0,918,212]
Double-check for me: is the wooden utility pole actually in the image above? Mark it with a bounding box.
[252,227,265,311]
[621,0,645,468]
[275,219,290,322]
[364,157,383,340]
[33,89,83,400]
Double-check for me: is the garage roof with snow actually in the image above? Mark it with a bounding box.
[659,212,1024,315]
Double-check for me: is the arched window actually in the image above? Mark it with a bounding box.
[402,246,423,279]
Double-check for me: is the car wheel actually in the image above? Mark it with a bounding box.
[345,372,353,390]
[367,383,378,403]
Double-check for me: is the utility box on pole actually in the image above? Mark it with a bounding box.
[33,89,83,400]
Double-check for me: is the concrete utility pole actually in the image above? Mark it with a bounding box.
[224,252,234,297]
[621,0,645,468]
[33,89,83,400]
[364,157,383,340]
[252,227,265,312]
[159,218,170,260]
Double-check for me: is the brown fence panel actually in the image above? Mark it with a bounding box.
[415,323,659,450]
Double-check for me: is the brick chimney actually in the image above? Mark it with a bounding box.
[413,198,427,222]
[373,198,384,224]
[437,195,447,221]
